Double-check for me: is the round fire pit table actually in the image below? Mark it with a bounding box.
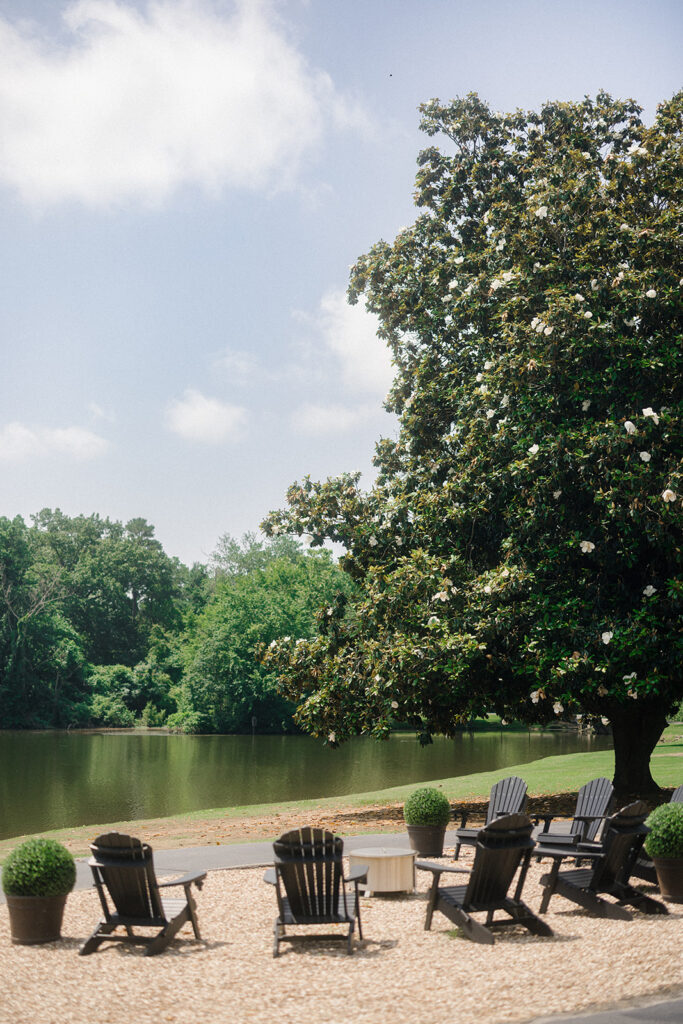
[348,847,415,896]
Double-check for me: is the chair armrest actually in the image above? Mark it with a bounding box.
[536,831,580,846]
[536,845,603,863]
[416,860,470,876]
[158,870,207,890]
[263,868,277,885]
[346,864,368,884]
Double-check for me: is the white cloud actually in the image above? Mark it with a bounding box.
[297,289,394,397]
[0,0,369,208]
[0,421,109,461]
[166,388,245,442]
[214,347,257,383]
[291,401,380,435]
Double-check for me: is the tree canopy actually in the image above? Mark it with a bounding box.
[262,91,683,794]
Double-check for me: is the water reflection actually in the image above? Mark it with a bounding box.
[0,729,612,840]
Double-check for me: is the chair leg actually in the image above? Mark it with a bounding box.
[354,882,363,940]
[539,861,561,914]
[452,840,461,861]
[273,921,282,957]
[347,921,355,955]
[503,898,554,937]
[553,878,632,920]
[424,875,440,931]
[144,913,186,956]
[79,920,117,956]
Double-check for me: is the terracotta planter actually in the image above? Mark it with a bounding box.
[406,824,447,857]
[5,894,68,945]
[652,857,683,903]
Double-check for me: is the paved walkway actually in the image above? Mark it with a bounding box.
[3,831,681,1024]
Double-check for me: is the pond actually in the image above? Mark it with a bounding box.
[0,728,612,840]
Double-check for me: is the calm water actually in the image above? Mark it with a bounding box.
[0,729,612,840]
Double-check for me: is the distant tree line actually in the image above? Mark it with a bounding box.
[0,510,352,733]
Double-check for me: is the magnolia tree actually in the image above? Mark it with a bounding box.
[263,92,682,795]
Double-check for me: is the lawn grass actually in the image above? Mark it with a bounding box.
[1,737,680,862]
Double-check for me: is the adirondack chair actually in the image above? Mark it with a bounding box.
[535,777,614,854]
[264,828,368,956]
[538,801,668,920]
[452,775,528,859]
[417,813,554,944]
[631,784,683,884]
[79,832,206,956]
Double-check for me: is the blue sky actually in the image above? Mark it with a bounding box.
[1,0,681,566]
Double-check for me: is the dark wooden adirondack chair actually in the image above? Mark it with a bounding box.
[79,832,206,956]
[631,784,683,884]
[417,813,553,945]
[538,801,668,920]
[535,777,614,854]
[264,828,368,956]
[453,775,528,859]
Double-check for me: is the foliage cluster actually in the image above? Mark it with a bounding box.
[262,91,683,793]
[0,515,349,735]
[644,802,683,859]
[403,786,452,826]
[2,838,76,897]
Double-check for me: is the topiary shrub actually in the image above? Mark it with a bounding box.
[644,803,683,859]
[403,787,451,827]
[2,839,76,897]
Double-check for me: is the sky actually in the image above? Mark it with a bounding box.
[0,0,681,567]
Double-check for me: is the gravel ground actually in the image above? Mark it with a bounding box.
[1,854,681,1024]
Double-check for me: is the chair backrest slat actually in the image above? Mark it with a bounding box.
[89,832,165,921]
[572,777,614,841]
[465,813,534,906]
[487,776,528,824]
[273,828,344,920]
[589,802,648,890]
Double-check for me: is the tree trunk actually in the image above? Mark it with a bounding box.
[609,703,668,798]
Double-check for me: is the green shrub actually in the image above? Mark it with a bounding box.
[2,839,76,897]
[403,786,451,827]
[644,802,683,859]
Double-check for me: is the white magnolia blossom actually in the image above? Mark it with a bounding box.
[579,540,595,553]
[432,590,450,602]
[476,372,483,382]
[553,489,562,499]
[582,400,591,411]
[328,732,336,743]
[374,674,382,683]
[643,407,660,424]
[627,141,648,156]
[619,223,630,232]
[590,279,599,291]
[530,690,541,704]
[271,525,280,535]
[484,360,494,370]
[396,538,403,546]
[645,288,657,299]
[391,701,399,710]
[528,443,539,455]
[601,631,613,645]
[624,421,637,434]
[584,311,593,319]
[662,489,677,503]
[574,293,585,302]
[623,672,637,682]
[639,451,651,462]
[597,685,608,697]
[535,205,548,219]
[268,639,277,649]
[544,326,554,336]
[483,585,492,594]
[427,615,440,626]
[535,322,545,334]
[479,384,489,395]
[500,395,510,408]
[369,535,378,546]
[627,688,638,700]
[496,239,505,251]
[448,280,458,291]
[326,607,333,616]
[553,701,564,715]
[282,636,291,642]
[643,585,657,597]
[486,409,496,419]
[454,256,465,265]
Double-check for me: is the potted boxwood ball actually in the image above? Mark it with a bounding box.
[2,838,76,944]
[404,787,451,856]
[644,802,683,903]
